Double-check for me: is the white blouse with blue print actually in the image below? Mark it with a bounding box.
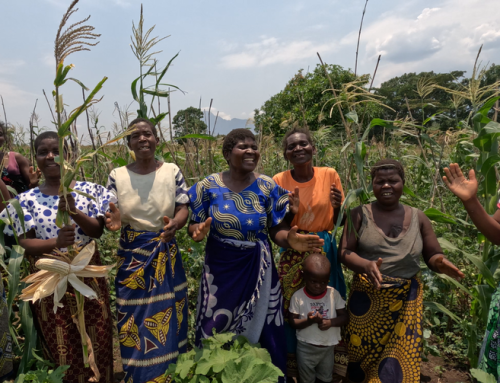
[0,181,117,245]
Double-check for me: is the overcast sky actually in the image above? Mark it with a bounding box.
[1,0,500,140]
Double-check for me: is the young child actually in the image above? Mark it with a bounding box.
[289,253,348,383]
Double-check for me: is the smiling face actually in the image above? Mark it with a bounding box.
[224,138,260,172]
[284,133,316,166]
[372,168,404,206]
[128,122,158,159]
[36,138,61,178]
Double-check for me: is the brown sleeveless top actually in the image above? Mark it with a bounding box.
[356,204,423,279]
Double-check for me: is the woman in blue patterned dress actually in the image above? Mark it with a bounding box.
[188,129,324,378]
[105,118,190,383]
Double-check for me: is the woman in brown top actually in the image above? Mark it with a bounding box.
[340,159,463,383]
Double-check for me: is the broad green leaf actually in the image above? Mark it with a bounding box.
[196,348,238,375]
[340,142,351,154]
[436,274,473,298]
[345,110,358,123]
[59,76,108,134]
[70,189,95,201]
[473,121,500,151]
[150,112,168,126]
[423,301,460,323]
[479,96,500,117]
[141,89,172,97]
[437,237,460,252]
[423,111,447,126]
[424,208,457,224]
[131,75,141,102]
[7,245,24,318]
[369,118,391,128]
[66,77,89,90]
[113,158,128,167]
[178,358,195,379]
[5,185,17,197]
[470,369,496,383]
[420,133,439,147]
[18,302,37,375]
[157,52,180,84]
[221,355,283,383]
[475,284,495,323]
[7,198,25,230]
[480,154,500,177]
[354,141,367,190]
[438,237,496,287]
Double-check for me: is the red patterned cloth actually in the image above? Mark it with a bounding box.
[29,249,114,383]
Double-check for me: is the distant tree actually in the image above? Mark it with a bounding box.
[172,107,207,142]
[374,70,468,126]
[254,64,363,137]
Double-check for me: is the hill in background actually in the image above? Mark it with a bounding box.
[202,112,254,135]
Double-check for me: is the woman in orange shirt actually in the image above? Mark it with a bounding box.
[273,127,346,379]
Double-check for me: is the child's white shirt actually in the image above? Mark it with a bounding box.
[289,286,346,346]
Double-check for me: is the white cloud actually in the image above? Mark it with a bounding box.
[111,0,131,8]
[202,107,231,121]
[0,60,25,75]
[0,81,38,108]
[340,0,500,84]
[220,37,336,69]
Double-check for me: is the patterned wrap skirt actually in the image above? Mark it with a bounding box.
[29,249,114,383]
[195,235,287,379]
[278,230,347,377]
[345,274,423,383]
[479,284,500,380]
[116,225,188,383]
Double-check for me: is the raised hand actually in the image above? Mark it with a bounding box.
[330,183,342,209]
[430,254,464,280]
[287,226,324,252]
[443,163,478,202]
[288,187,300,215]
[161,216,178,243]
[28,166,41,188]
[58,193,77,214]
[192,217,212,242]
[105,202,121,231]
[364,257,383,290]
[56,224,76,248]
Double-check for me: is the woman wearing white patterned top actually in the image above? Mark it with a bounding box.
[105,118,190,383]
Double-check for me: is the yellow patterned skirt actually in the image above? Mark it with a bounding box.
[345,274,423,383]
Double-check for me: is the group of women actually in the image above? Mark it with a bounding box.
[0,118,494,383]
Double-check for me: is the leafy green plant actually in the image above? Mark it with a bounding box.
[14,354,69,383]
[166,332,284,383]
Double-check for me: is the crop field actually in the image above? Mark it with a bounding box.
[2,1,500,382]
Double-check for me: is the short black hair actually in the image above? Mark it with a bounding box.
[282,126,314,158]
[370,159,405,184]
[34,131,66,153]
[303,253,331,275]
[127,118,158,143]
[222,128,256,156]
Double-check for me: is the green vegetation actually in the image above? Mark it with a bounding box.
[166,332,283,383]
[3,1,500,382]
